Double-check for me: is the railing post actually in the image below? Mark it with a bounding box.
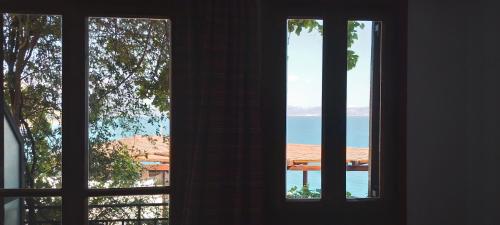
[302,170,308,188]
[137,204,142,225]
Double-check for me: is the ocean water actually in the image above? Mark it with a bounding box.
[107,117,171,140]
[286,116,370,198]
[107,115,370,197]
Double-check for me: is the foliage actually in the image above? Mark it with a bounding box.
[286,186,353,199]
[287,19,365,71]
[87,17,171,187]
[2,14,63,189]
[286,185,321,199]
[2,14,170,221]
[23,197,62,224]
[88,195,169,223]
[2,15,361,222]
[23,195,169,223]
[2,14,171,188]
[287,19,324,36]
[89,144,143,189]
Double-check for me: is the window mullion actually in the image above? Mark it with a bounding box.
[61,11,89,225]
[322,14,348,212]
[0,11,5,192]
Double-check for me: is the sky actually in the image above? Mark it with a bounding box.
[287,20,373,109]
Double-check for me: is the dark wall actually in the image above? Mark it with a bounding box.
[408,0,500,224]
[464,1,500,224]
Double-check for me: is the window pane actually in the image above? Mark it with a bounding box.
[2,14,62,189]
[88,17,171,189]
[89,195,169,225]
[3,197,61,225]
[286,19,323,199]
[346,20,380,198]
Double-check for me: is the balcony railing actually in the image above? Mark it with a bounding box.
[22,202,169,225]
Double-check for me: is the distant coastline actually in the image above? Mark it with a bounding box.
[287,106,369,117]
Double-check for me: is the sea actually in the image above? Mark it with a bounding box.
[109,115,370,198]
[286,116,370,198]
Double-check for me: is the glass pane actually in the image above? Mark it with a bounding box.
[3,197,61,225]
[88,17,171,189]
[2,14,63,189]
[346,20,379,198]
[89,195,169,225]
[286,19,323,199]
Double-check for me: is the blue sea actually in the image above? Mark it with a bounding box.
[107,115,370,198]
[286,116,370,198]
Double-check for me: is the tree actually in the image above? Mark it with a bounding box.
[87,17,171,188]
[287,19,365,70]
[2,14,63,223]
[2,14,171,222]
[2,16,361,221]
[2,14,63,189]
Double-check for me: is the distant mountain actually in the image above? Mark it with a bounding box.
[347,107,370,116]
[287,106,369,117]
[287,106,321,116]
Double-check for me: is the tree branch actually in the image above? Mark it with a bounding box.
[91,22,154,109]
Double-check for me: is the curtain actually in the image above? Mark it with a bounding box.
[178,0,265,225]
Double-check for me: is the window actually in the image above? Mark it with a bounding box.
[1,10,175,225]
[262,3,405,225]
[286,18,323,200]
[1,2,405,225]
[2,14,63,190]
[86,16,171,223]
[2,13,63,224]
[345,20,382,199]
[3,197,62,224]
[283,19,382,200]
[88,17,171,189]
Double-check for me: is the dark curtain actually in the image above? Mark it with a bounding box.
[177,0,265,225]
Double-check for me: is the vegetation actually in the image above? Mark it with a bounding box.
[88,17,171,188]
[88,195,169,223]
[286,185,321,199]
[286,185,353,199]
[1,15,361,222]
[2,14,170,222]
[287,19,365,71]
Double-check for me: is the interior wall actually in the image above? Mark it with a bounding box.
[407,1,467,224]
[464,1,500,224]
[408,0,500,225]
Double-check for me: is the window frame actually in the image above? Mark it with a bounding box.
[0,1,187,224]
[261,1,406,225]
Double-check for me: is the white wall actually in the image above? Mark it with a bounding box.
[408,0,500,224]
